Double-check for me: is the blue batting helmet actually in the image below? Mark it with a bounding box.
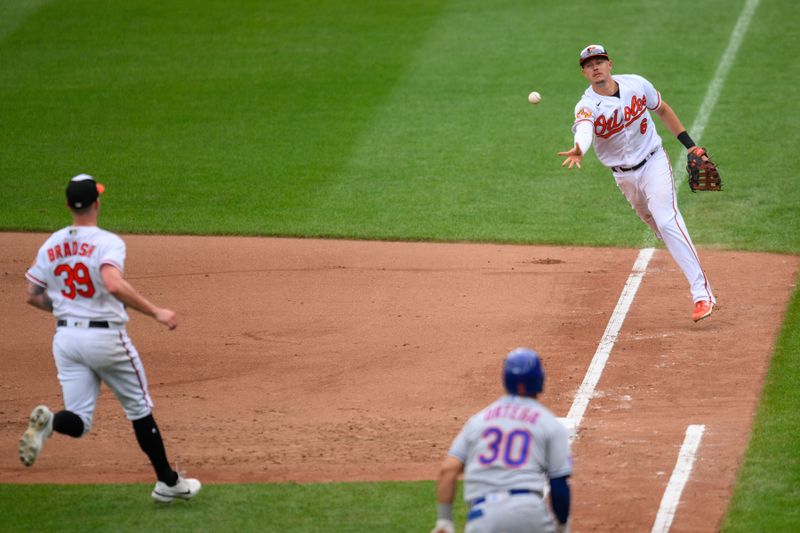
[503,347,544,396]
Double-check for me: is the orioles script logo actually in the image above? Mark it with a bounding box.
[594,94,648,138]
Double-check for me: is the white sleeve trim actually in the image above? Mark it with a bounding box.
[25,272,47,287]
[648,90,662,110]
[100,259,124,272]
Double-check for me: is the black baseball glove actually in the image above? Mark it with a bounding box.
[686,147,722,192]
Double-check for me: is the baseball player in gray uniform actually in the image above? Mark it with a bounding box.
[431,348,572,533]
[20,174,201,503]
[559,45,716,322]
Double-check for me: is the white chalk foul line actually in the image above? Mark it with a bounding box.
[557,0,757,515]
[642,0,760,248]
[645,6,756,527]
[668,0,761,187]
[691,0,760,144]
[568,0,759,417]
[651,425,706,533]
[565,247,655,435]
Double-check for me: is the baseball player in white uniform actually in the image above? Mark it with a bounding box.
[431,348,572,533]
[20,174,201,503]
[558,45,716,322]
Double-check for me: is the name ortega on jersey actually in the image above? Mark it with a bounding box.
[594,94,648,139]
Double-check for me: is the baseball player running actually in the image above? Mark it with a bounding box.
[431,348,572,533]
[20,174,201,503]
[558,45,715,322]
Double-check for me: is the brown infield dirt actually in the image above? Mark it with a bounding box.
[0,233,797,531]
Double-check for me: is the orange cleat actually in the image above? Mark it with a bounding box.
[692,300,714,322]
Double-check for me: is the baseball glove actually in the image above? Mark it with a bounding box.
[686,147,722,192]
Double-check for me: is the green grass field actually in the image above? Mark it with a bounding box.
[0,481,464,532]
[1,0,798,531]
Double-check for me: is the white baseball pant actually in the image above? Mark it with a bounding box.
[613,147,715,304]
[52,325,154,433]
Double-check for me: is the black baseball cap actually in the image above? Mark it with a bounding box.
[579,44,610,66]
[66,174,105,209]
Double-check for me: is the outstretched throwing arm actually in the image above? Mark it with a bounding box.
[558,114,593,169]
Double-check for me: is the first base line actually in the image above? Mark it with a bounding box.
[564,247,655,435]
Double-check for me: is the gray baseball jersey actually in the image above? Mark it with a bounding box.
[449,394,572,502]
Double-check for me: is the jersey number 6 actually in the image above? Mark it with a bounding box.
[54,262,96,299]
[478,427,532,468]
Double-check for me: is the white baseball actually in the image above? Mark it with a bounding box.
[528,91,542,105]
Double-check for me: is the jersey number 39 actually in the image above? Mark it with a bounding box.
[478,427,532,468]
[54,262,96,299]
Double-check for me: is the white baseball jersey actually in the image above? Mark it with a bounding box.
[26,225,129,324]
[573,74,662,169]
[568,74,716,306]
[448,395,572,502]
[26,226,155,429]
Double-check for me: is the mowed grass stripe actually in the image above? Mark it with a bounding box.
[678,0,800,254]
[305,1,597,242]
[0,1,447,234]
[1,0,761,248]
[303,0,621,243]
[0,0,52,42]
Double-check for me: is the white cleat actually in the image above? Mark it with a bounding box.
[151,475,202,503]
[19,405,54,467]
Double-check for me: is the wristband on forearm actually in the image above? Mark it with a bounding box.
[437,503,453,521]
[677,130,695,149]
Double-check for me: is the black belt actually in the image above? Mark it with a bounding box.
[470,488,542,508]
[57,319,110,328]
[612,148,659,172]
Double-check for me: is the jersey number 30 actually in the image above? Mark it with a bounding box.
[54,262,96,299]
[479,427,532,468]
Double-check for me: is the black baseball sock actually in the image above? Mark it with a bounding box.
[53,410,84,437]
[132,414,179,486]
